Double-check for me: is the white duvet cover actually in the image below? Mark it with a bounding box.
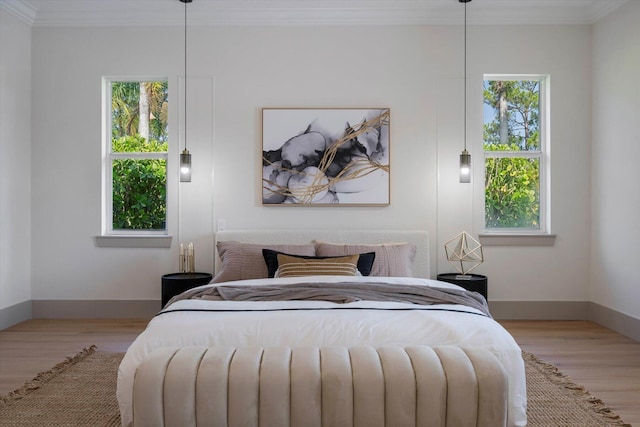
[117,276,526,427]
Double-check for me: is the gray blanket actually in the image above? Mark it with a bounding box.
[167,281,491,317]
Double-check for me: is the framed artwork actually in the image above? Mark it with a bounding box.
[262,108,390,206]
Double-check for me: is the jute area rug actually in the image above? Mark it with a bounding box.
[0,347,631,426]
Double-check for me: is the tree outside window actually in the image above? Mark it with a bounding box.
[106,79,168,233]
[483,76,548,232]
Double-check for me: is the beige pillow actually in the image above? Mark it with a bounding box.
[275,254,359,278]
[213,241,315,283]
[315,242,417,277]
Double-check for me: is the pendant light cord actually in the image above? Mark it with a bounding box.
[463,0,467,152]
[184,0,188,152]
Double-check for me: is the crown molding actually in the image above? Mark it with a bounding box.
[0,0,37,25]
[586,0,628,23]
[4,0,630,28]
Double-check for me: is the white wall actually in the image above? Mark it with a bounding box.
[27,23,594,308]
[0,9,32,316]
[591,0,640,320]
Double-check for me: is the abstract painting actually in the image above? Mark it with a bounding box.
[262,108,390,205]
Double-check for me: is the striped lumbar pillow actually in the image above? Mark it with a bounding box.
[275,254,359,278]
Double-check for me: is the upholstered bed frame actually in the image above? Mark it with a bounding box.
[129,230,511,426]
[214,229,431,279]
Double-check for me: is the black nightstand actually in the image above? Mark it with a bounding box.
[437,273,488,300]
[161,272,213,308]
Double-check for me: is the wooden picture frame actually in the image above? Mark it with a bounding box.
[262,108,390,206]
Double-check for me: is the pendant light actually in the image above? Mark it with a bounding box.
[459,0,471,183]
[179,0,192,182]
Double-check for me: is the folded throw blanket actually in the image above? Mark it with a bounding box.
[167,281,491,317]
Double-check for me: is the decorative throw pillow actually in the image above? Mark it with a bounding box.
[212,241,316,283]
[275,254,360,278]
[315,242,417,277]
[262,249,376,278]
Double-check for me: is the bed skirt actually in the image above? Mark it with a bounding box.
[132,345,508,427]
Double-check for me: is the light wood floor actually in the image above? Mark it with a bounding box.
[1,319,639,425]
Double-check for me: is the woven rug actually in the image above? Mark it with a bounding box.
[0,347,631,426]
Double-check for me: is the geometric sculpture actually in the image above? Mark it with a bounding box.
[444,231,484,277]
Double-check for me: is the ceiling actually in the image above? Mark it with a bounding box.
[1,0,629,27]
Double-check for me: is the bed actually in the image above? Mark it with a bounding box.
[117,230,527,427]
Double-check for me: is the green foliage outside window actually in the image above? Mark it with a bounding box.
[484,149,540,228]
[111,81,169,143]
[110,81,168,231]
[112,136,168,230]
[483,79,542,229]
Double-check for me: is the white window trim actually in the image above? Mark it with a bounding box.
[100,77,170,241]
[477,233,556,246]
[475,74,552,245]
[95,235,172,248]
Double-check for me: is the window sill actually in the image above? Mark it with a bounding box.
[95,235,172,248]
[478,234,556,246]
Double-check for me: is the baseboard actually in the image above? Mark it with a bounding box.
[489,301,590,320]
[589,302,640,342]
[0,300,32,330]
[32,300,159,319]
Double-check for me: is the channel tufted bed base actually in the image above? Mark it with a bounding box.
[132,345,508,427]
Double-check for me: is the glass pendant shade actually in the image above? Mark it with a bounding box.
[180,148,191,182]
[459,149,471,183]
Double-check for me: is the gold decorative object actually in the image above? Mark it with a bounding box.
[179,242,195,273]
[444,231,483,277]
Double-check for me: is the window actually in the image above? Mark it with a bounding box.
[483,75,549,234]
[103,78,169,235]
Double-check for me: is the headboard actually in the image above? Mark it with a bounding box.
[214,229,430,279]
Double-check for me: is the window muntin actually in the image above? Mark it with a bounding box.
[483,76,548,233]
[104,78,168,235]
